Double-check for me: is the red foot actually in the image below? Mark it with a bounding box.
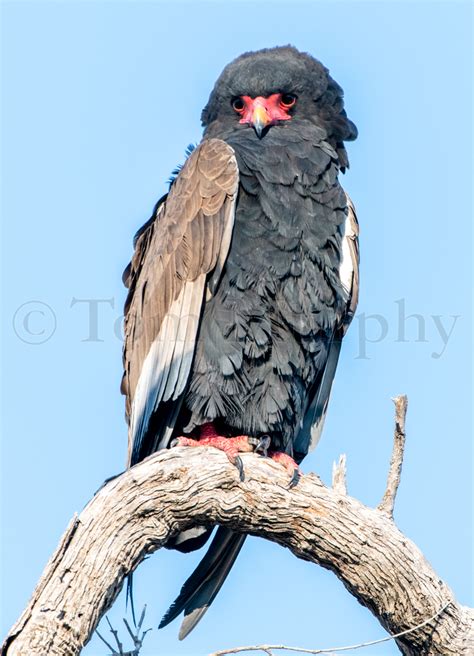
[172,424,301,487]
[172,423,254,481]
[269,451,301,488]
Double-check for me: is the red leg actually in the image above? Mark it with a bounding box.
[269,451,301,488]
[171,423,254,481]
[172,424,300,487]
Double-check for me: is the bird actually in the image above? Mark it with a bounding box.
[121,45,359,640]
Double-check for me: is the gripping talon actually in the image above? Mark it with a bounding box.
[289,468,301,488]
[170,436,197,449]
[255,435,271,457]
[269,451,301,487]
[169,424,252,482]
[234,455,245,482]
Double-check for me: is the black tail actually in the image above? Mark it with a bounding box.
[159,527,246,639]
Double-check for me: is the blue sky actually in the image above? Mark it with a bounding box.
[1,2,472,655]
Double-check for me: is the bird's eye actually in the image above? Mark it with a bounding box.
[280,93,297,109]
[232,97,245,113]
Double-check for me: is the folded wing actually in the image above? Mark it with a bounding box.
[121,139,239,467]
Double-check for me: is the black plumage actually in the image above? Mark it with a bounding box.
[122,45,359,639]
[186,125,348,452]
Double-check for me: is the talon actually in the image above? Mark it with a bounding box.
[171,423,253,481]
[255,435,271,457]
[234,455,244,482]
[289,468,301,488]
[269,451,301,487]
[170,436,196,448]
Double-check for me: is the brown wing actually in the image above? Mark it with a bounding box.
[122,139,239,466]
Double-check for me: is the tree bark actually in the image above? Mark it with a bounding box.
[2,445,473,656]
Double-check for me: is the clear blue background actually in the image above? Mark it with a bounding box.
[1,2,472,655]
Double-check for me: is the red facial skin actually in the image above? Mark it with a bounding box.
[235,93,295,127]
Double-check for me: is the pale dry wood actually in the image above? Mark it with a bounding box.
[379,395,408,517]
[2,445,473,656]
[331,454,347,494]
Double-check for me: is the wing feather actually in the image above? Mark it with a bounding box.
[122,139,239,466]
[340,193,360,332]
[174,278,207,398]
[294,193,360,459]
[163,275,206,402]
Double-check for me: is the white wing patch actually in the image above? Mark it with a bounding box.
[339,206,357,298]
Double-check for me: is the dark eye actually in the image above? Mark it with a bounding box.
[280,93,297,109]
[232,97,245,113]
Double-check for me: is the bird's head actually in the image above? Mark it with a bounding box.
[202,46,357,163]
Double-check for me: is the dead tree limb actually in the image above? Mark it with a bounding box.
[331,453,347,495]
[378,395,408,517]
[2,397,473,656]
[208,603,452,654]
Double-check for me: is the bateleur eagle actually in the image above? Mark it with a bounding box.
[121,45,359,639]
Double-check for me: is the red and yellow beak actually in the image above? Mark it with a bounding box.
[249,101,272,138]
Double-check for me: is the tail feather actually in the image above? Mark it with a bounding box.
[159,527,246,638]
[126,573,137,626]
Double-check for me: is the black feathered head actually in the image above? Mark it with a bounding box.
[202,46,357,169]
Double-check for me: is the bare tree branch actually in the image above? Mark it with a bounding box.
[95,627,117,654]
[105,616,124,655]
[378,395,408,517]
[2,397,473,656]
[95,606,151,656]
[331,454,347,494]
[208,601,452,654]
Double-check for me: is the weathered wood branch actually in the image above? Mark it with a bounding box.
[208,604,451,655]
[331,453,347,495]
[2,417,473,655]
[378,395,408,517]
